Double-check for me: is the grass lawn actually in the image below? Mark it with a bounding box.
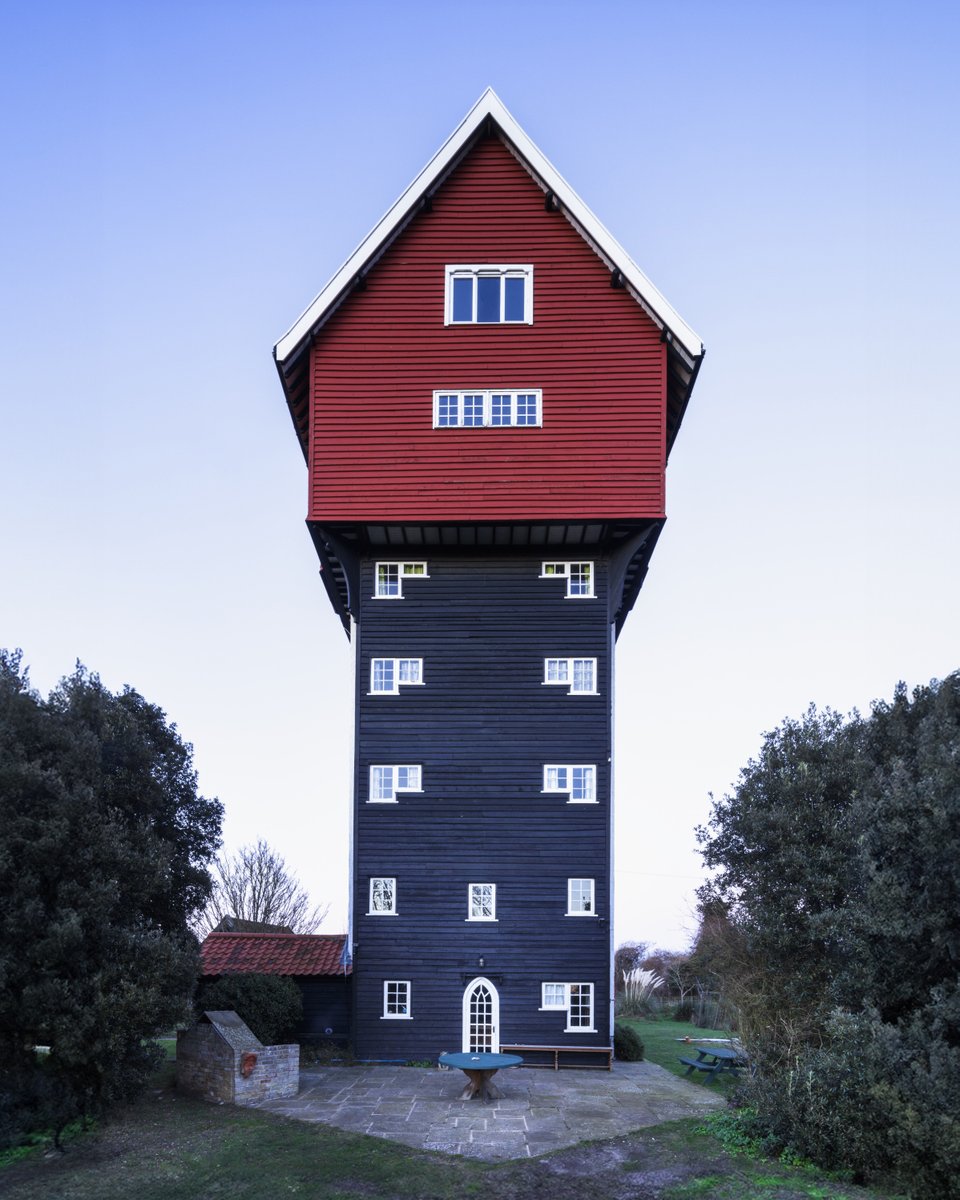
[620,1017,738,1085]
[0,1057,903,1200]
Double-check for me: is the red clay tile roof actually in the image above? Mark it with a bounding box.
[200,932,351,977]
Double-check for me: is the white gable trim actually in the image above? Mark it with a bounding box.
[274,89,703,365]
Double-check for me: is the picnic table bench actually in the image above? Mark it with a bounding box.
[678,1044,745,1084]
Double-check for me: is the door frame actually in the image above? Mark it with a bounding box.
[461,976,500,1053]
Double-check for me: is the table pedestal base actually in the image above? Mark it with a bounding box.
[458,1068,501,1103]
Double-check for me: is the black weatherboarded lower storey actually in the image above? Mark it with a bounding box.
[351,552,613,1059]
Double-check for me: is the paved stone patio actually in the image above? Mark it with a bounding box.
[257,1060,725,1160]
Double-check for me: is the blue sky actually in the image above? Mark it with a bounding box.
[2,1,958,950]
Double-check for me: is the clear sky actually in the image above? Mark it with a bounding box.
[2,1,957,952]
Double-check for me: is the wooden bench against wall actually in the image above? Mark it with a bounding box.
[499,1043,613,1071]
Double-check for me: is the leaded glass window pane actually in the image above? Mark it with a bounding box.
[371,877,395,912]
[462,393,484,426]
[437,393,459,427]
[515,392,537,425]
[491,393,511,426]
[372,659,394,692]
[469,883,495,919]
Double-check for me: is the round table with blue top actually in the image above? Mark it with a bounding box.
[438,1051,524,1103]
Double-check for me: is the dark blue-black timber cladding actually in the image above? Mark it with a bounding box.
[352,552,613,1060]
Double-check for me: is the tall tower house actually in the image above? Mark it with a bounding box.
[274,91,703,1060]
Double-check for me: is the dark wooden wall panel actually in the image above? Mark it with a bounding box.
[351,553,612,1059]
[309,134,666,524]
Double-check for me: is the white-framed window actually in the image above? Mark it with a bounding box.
[382,979,411,1019]
[567,878,595,916]
[540,561,595,598]
[369,764,422,803]
[467,882,497,921]
[539,982,596,1030]
[543,657,597,695]
[541,982,568,1010]
[433,389,542,429]
[543,765,596,803]
[374,561,428,598]
[567,983,595,1030]
[370,658,423,694]
[445,264,533,325]
[368,877,396,915]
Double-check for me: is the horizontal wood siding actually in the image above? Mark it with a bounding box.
[310,135,666,524]
[296,976,350,1043]
[352,553,611,1059]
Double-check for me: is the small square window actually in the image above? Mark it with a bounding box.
[468,883,497,921]
[540,561,595,598]
[541,982,567,1009]
[374,562,428,599]
[383,980,411,1018]
[369,877,396,915]
[567,878,595,915]
[445,265,533,325]
[432,389,542,429]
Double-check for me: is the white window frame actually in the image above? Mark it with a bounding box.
[368,877,397,916]
[368,764,422,803]
[540,561,595,599]
[540,982,568,1010]
[467,882,497,922]
[566,983,596,1032]
[382,979,411,1019]
[543,657,597,695]
[567,878,596,916]
[369,657,423,695]
[539,982,597,1031]
[444,264,534,325]
[373,561,428,599]
[542,764,597,803]
[432,389,542,429]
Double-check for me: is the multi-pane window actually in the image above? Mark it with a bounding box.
[540,982,596,1030]
[567,878,595,915]
[383,980,410,1018]
[543,657,597,695]
[370,658,423,694]
[445,264,534,325]
[567,983,594,1030]
[369,765,422,802]
[374,561,427,598]
[433,389,542,428]
[540,561,595,598]
[468,883,496,921]
[543,764,596,803]
[368,877,396,915]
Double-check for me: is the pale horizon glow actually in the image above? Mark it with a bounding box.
[2,1,958,953]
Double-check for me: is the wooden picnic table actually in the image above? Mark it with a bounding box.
[678,1044,745,1084]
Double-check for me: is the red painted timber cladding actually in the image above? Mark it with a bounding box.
[309,136,666,523]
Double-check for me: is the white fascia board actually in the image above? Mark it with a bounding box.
[274,88,703,365]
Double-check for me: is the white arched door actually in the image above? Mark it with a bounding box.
[462,977,500,1053]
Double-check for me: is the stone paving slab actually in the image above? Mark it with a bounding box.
[257,1059,725,1161]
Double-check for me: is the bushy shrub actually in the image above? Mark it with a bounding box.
[196,974,302,1045]
[614,1022,644,1062]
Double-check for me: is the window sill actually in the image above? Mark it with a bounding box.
[465,917,498,923]
[367,799,399,804]
[564,1027,598,1034]
[366,911,399,916]
[567,799,600,805]
[380,1014,412,1020]
[565,912,598,918]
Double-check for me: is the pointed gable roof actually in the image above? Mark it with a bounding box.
[274,89,703,459]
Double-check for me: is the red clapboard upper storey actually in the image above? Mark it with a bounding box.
[274,91,704,526]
